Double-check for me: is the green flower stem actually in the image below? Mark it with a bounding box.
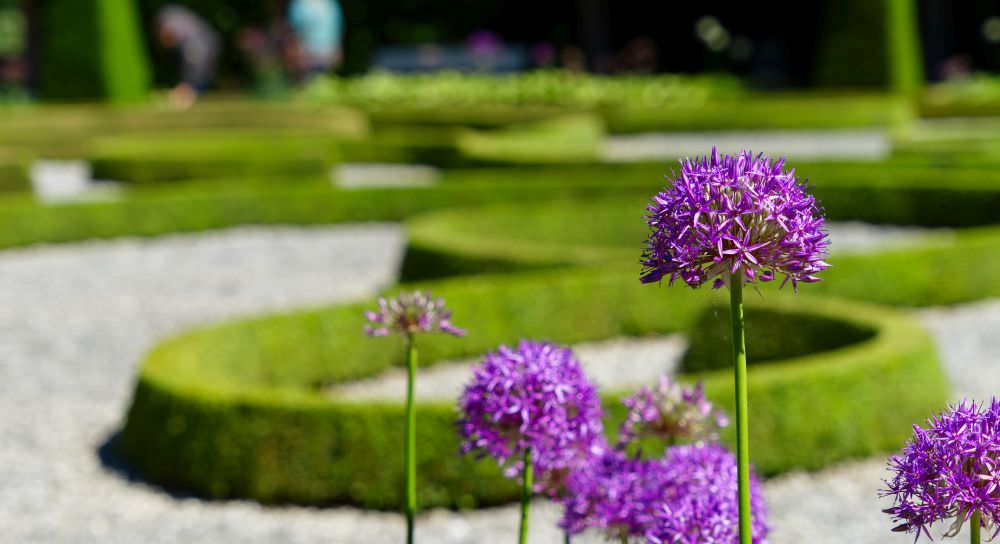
[564,531,570,544]
[520,447,533,544]
[730,275,752,544]
[405,337,418,544]
[971,509,981,544]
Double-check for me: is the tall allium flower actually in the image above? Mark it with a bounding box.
[457,340,605,544]
[640,148,826,544]
[364,291,465,337]
[364,291,463,544]
[561,445,769,544]
[618,375,728,448]
[641,147,829,289]
[881,399,1000,542]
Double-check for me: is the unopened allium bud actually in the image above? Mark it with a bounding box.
[617,376,728,448]
[364,291,464,337]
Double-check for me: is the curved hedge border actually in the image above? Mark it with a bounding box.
[120,272,945,509]
[0,170,663,251]
[402,161,1000,282]
[404,204,1000,308]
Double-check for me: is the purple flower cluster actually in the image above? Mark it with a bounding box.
[561,444,769,544]
[364,291,464,337]
[641,148,829,289]
[561,449,660,539]
[618,375,728,448]
[456,340,605,482]
[647,444,770,544]
[456,342,770,542]
[881,399,1000,541]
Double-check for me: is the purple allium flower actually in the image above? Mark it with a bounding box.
[618,375,729,448]
[641,148,829,289]
[561,449,662,540]
[561,444,769,543]
[880,399,1000,541]
[456,340,605,487]
[364,291,464,337]
[647,443,770,544]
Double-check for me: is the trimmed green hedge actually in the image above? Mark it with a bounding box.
[919,76,1000,118]
[88,130,347,183]
[0,171,663,251]
[402,160,1000,281]
[0,158,28,193]
[0,101,368,160]
[120,271,945,508]
[302,73,907,132]
[82,112,608,182]
[681,304,876,374]
[302,71,743,112]
[605,93,910,133]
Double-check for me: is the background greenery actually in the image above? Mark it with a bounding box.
[4,62,999,510]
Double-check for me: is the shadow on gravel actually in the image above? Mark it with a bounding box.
[97,429,200,500]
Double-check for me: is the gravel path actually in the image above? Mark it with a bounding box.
[602,130,890,162]
[0,223,993,544]
[0,225,407,544]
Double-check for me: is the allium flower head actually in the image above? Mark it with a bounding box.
[561,444,769,543]
[561,449,662,540]
[457,340,605,483]
[647,443,770,544]
[618,376,729,447]
[364,290,464,337]
[641,148,829,289]
[881,399,1000,541]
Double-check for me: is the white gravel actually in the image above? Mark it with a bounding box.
[826,221,953,255]
[0,222,994,544]
[0,225,408,544]
[602,130,890,163]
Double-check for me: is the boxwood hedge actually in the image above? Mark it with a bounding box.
[120,272,945,509]
[0,171,662,251]
[402,161,1000,281]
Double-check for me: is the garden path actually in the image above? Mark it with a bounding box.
[0,223,992,543]
[603,130,890,162]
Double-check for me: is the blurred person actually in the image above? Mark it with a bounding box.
[940,55,971,81]
[155,4,220,109]
[531,43,556,69]
[0,5,27,99]
[287,0,343,82]
[616,36,658,73]
[467,30,502,71]
[561,45,586,72]
[238,19,290,97]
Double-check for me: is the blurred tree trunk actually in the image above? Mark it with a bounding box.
[886,0,925,94]
[36,0,150,102]
[577,0,610,72]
